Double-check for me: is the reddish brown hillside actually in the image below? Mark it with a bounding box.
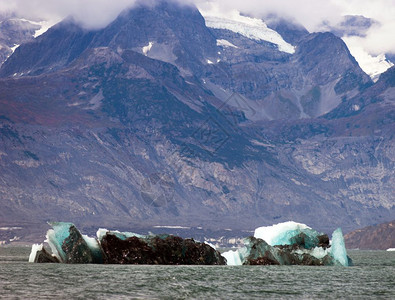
[344,221,395,250]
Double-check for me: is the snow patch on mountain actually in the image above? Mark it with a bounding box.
[33,21,55,38]
[217,39,238,48]
[10,44,20,53]
[142,42,154,56]
[200,9,295,54]
[18,18,56,38]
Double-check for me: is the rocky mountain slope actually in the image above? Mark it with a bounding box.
[0,1,393,242]
[344,220,395,250]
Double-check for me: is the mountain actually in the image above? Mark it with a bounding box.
[324,15,394,82]
[0,14,42,65]
[344,220,395,250]
[328,15,376,38]
[0,1,393,243]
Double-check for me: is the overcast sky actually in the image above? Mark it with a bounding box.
[0,0,394,57]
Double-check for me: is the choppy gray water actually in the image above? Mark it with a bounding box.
[0,247,394,299]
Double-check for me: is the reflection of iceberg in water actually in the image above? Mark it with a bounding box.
[223,221,352,266]
[30,221,351,266]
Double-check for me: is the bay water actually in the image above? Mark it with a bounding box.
[0,247,394,299]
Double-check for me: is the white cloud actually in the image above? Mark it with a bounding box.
[331,0,395,55]
[343,36,394,81]
[0,0,138,29]
[195,1,395,54]
[195,0,344,32]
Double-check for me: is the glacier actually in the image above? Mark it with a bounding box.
[200,10,295,54]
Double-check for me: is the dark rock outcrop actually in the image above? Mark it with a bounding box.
[101,233,226,265]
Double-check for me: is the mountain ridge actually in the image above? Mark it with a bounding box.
[0,2,393,243]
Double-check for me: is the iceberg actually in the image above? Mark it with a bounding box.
[28,243,60,263]
[254,221,327,249]
[222,246,250,266]
[29,244,43,263]
[45,222,100,264]
[29,222,225,265]
[222,221,352,266]
[29,221,351,266]
[330,228,350,266]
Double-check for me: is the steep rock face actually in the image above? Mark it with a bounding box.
[0,2,393,240]
[204,29,370,120]
[344,221,395,250]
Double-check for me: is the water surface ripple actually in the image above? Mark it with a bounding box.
[0,248,394,299]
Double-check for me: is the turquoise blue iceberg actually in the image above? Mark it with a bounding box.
[223,221,352,266]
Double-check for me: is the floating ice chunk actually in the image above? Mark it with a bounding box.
[222,247,249,266]
[222,222,351,266]
[254,221,310,245]
[82,235,103,263]
[329,228,349,266]
[153,225,191,229]
[254,221,322,248]
[29,244,43,263]
[45,222,74,262]
[46,222,101,263]
[28,243,59,263]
